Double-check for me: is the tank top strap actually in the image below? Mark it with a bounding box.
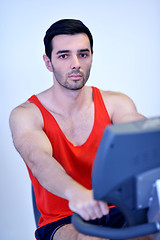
[92,86,110,122]
[28,95,55,130]
[28,94,49,116]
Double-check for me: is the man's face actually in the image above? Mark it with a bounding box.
[50,33,93,90]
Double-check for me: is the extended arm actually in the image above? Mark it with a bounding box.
[9,102,108,220]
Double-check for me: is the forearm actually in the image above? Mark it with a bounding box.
[26,151,109,220]
[27,150,84,201]
[13,127,109,220]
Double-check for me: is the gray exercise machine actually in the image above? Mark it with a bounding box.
[72,117,160,240]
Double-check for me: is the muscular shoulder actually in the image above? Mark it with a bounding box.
[100,90,145,124]
[100,90,134,107]
[9,101,43,139]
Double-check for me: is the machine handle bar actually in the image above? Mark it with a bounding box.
[72,213,160,240]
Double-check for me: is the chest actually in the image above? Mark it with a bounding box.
[51,104,95,147]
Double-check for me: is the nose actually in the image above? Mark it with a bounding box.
[70,55,80,70]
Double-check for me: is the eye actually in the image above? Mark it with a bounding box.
[80,53,88,58]
[59,54,68,59]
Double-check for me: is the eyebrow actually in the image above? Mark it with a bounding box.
[78,48,90,53]
[56,50,70,55]
[56,48,90,55]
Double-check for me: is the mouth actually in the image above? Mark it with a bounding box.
[68,74,82,80]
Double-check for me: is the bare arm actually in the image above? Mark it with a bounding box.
[9,102,108,220]
[101,91,146,124]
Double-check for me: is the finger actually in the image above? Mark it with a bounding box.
[83,200,104,220]
[79,201,97,220]
[78,208,90,221]
[69,202,91,221]
[98,201,109,215]
[91,201,104,219]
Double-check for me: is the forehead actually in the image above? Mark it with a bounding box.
[51,33,91,52]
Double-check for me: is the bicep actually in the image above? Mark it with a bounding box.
[9,106,53,168]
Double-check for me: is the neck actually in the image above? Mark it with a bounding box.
[49,85,92,116]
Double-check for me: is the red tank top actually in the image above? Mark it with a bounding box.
[27,86,111,228]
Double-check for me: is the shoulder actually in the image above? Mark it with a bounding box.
[100,90,135,107]
[9,100,43,135]
[100,89,129,99]
[10,100,41,122]
[99,90,145,124]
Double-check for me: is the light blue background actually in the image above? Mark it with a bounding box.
[1,0,160,239]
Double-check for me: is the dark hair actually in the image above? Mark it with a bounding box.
[44,19,93,59]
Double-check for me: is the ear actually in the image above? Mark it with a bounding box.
[43,54,53,72]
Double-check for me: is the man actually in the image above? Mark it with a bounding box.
[9,19,152,240]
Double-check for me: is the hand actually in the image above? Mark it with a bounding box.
[68,188,109,221]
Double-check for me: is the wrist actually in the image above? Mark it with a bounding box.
[64,181,87,201]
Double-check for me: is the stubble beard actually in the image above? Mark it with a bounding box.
[51,62,91,90]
